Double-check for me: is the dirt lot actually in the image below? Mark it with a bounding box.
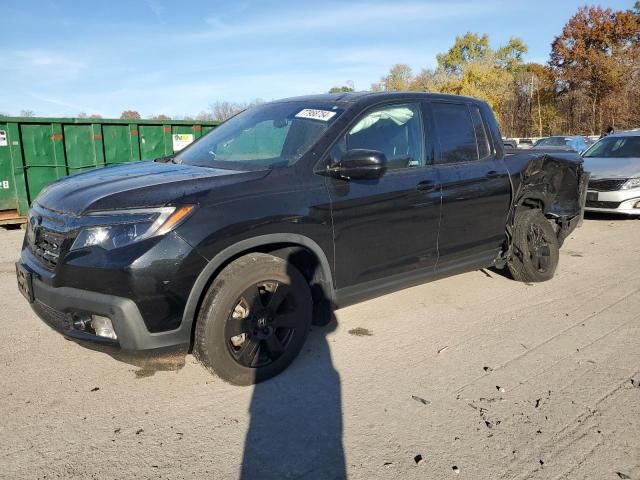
[1,216,639,480]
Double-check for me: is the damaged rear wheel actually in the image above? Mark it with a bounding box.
[508,209,559,283]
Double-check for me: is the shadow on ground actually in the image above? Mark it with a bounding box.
[240,317,345,480]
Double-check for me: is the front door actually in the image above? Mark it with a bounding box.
[324,102,442,291]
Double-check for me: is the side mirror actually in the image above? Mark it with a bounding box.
[325,149,387,180]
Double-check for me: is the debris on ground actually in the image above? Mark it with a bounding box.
[348,327,372,336]
[414,454,423,465]
[496,386,505,392]
[452,465,460,474]
[437,345,449,354]
[90,387,100,392]
[411,395,431,406]
[483,366,493,372]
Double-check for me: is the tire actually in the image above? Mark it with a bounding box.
[194,253,312,385]
[507,209,559,283]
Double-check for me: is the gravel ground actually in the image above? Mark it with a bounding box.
[1,215,639,480]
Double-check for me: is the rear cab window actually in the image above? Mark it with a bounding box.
[430,102,494,163]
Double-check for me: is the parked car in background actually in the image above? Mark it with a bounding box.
[518,138,535,149]
[582,131,640,215]
[532,135,589,152]
[16,92,587,385]
[503,138,518,149]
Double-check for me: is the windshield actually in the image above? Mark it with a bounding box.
[176,101,344,169]
[583,136,640,158]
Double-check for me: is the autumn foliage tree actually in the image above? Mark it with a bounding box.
[120,110,141,120]
[371,3,640,137]
[550,5,640,133]
[372,34,529,135]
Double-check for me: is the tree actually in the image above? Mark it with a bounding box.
[329,80,355,93]
[210,101,242,121]
[20,110,35,117]
[374,64,413,91]
[436,33,491,76]
[496,38,529,73]
[329,85,354,93]
[209,99,264,121]
[150,114,171,120]
[550,5,640,134]
[120,110,141,120]
[195,111,214,121]
[370,3,640,137]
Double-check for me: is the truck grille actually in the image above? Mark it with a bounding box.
[588,178,627,191]
[32,300,73,332]
[27,222,66,270]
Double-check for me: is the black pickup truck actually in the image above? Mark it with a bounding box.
[16,92,588,384]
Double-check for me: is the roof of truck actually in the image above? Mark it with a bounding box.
[272,91,486,106]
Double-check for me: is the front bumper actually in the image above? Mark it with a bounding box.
[585,187,640,215]
[21,265,192,352]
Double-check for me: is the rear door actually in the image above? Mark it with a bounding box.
[427,101,511,269]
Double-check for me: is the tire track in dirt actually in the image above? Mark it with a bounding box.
[498,372,639,480]
[454,287,640,395]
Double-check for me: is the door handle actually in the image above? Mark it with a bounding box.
[485,170,501,179]
[416,180,438,192]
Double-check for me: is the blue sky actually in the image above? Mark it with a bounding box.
[0,0,634,118]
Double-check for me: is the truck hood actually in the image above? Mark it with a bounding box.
[35,161,269,215]
[582,157,640,179]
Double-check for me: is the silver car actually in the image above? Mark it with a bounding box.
[533,135,589,152]
[582,131,640,215]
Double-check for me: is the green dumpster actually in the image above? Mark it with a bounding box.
[0,116,219,223]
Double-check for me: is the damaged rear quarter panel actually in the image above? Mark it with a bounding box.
[505,152,589,241]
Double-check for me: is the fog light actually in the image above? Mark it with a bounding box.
[91,315,117,340]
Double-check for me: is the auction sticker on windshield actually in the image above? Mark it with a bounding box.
[295,109,337,121]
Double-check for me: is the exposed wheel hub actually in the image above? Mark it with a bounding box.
[225,280,296,368]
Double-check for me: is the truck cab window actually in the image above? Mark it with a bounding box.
[470,106,492,159]
[432,102,479,163]
[331,103,424,170]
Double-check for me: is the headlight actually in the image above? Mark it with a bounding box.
[71,205,194,251]
[622,178,640,190]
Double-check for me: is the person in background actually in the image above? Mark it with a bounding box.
[600,126,615,138]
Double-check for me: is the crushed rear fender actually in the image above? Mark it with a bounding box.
[505,152,589,245]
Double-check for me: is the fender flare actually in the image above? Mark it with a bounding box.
[181,233,335,342]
